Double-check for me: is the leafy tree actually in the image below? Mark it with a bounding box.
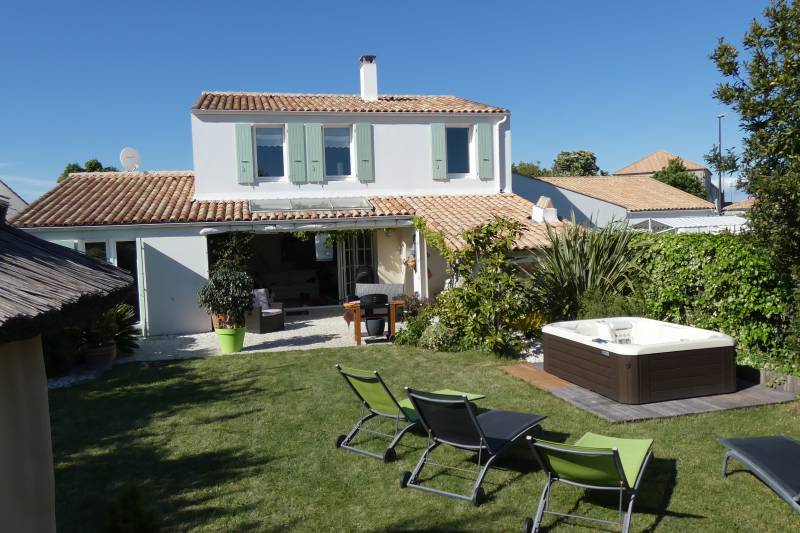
[58,159,119,182]
[512,160,550,177]
[650,158,706,198]
[703,144,739,178]
[552,150,600,176]
[711,0,800,353]
[710,0,800,271]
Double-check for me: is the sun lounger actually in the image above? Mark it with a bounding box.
[720,435,800,513]
[400,388,546,506]
[524,432,654,532]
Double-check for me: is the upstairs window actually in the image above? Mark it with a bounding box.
[84,241,108,262]
[446,127,470,175]
[324,127,352,178]
[255,127,285,178]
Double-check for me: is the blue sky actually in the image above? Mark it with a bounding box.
[0,0,763,202]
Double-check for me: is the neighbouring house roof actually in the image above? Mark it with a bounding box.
[13,171,554,250]
[723,197,755,212]
[614,150,708,176]
[0,212,132,344]
[0,179,28,219]
[193,92,506,114]
[533,175,715,212]
[629,215,748,233]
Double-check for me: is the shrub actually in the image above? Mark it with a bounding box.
[42,328,83,377]
[106,303,140,355]
[577,289,650,320]
[394,308,432,346]
[525,216,642,320]
[207,232,254,273]
[418,321,462,352]
[633,233,796,373]
[429,217,534,355]
[197,270,254,328]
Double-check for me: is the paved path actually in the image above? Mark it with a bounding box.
[120,309,359,363]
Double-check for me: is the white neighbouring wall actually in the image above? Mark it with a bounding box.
[136,235,211,336]
[0,336,56,533]
[191,112,511,200]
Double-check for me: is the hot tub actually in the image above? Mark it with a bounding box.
[542,317,736,404]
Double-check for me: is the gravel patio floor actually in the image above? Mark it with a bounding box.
[120,309,364,363]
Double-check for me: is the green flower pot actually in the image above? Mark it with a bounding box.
[215,327,246,354]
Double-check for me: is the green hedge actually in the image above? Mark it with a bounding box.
[633,233,797,374]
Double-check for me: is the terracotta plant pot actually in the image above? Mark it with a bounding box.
[84,343,117,372]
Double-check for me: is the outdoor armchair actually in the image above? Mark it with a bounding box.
[400,388,546,506]
[720,435,800,513]
[524,432,654,533]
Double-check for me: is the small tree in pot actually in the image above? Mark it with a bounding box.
[197,270,254,353]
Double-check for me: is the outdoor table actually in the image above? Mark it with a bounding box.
[343,299,404,346]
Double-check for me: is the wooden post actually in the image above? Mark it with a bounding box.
[353,305,362,346]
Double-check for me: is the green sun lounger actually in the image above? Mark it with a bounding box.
[524,432,654,533]
[334,365,484,462]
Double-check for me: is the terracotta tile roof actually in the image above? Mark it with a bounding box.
[13,172,552,249]
[614,150,708,175]
[193,92,506,114]
[534,175,715,212]
[395,194,562,250]
[723,197,755,211]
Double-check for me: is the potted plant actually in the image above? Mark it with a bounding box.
[82,310,118,371]
[197,270,254,353]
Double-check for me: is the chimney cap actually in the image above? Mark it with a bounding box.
[360,54,377,64]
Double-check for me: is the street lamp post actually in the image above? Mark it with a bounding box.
[717,113,727,215]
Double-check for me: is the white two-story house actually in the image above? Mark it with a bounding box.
[15,56,555,336]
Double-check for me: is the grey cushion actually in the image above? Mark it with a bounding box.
[355,283,404,300]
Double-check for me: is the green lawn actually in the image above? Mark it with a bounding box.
[50,345,799,532]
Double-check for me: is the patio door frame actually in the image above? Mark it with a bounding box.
[336,231,377,302]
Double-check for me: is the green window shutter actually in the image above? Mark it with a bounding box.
[235,124,254,185]
[431,123,447,181]
[305,124,324,183]
[287,123,307,184]
[355,123,374,182]
[476,123,494,179]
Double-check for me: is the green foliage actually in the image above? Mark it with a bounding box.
[418,321,462,352]
[292,229,371,246]
[703,144,739,178]
[512,161,550,177]
[432,218,533,355]
[107,303,140,356]
[83,310,119,348]
[633,233,796,374]
[42,328,83,377]
[208,232,254,273]
[525,216,642,320]
[58,159,118,182]
[577,289,650,320]
[711,0,800,356]
[650,158,706,198]
[393,311,431,346]
[197,270,254,328]
[101,483,160,533]
[552,150,600,176]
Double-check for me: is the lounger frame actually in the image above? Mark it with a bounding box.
[526,437,653,533]
[402,388,545,506]
[335,365,416,462]
[720,437,800,514]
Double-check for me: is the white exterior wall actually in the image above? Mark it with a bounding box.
[191,112,510,200]
[512,174,627,227]
[375,228,414,294]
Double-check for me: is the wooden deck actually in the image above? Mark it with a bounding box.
[501,362,796,422]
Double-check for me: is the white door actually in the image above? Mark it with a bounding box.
[137,236,211,336]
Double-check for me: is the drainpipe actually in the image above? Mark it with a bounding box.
[496,114,509,193]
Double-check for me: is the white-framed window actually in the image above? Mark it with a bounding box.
[254,126,286,181]
[323,126,353,179]
[84,241,109,262]
[446,126,473,178]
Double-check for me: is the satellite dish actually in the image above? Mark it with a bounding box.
[119,147,141,172]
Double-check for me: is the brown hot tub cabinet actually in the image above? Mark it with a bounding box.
[543,318,737,405]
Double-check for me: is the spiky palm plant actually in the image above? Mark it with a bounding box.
[522,216,642,320]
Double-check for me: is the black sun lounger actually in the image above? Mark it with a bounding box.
[400,388,546,506]
[720,436,800,513]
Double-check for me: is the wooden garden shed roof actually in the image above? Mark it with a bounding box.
[0,208,133,343]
